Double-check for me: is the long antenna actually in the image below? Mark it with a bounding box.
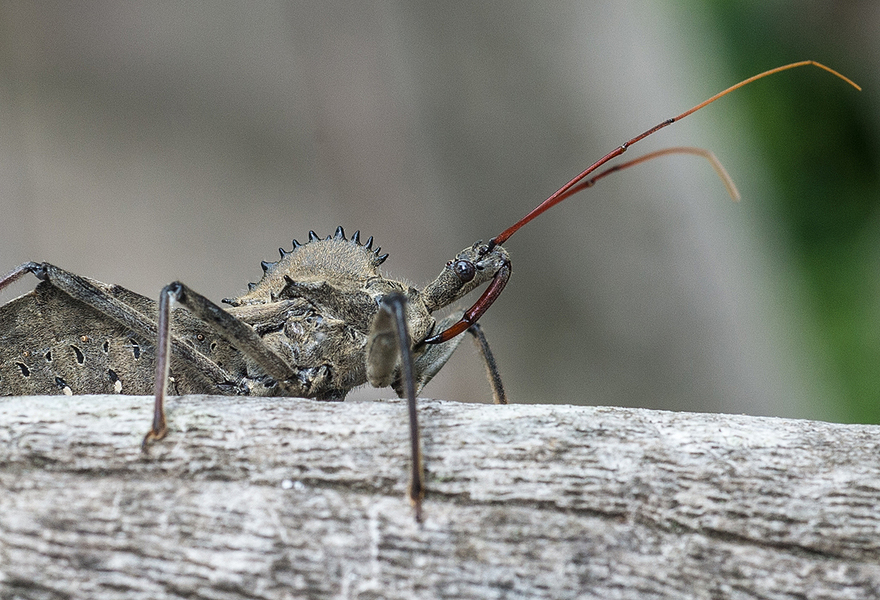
[489,60,860,248]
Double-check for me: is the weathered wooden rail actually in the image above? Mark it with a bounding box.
[2,394,879,599]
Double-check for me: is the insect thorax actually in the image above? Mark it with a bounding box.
[222,230,430,399]
[225,229,390,308]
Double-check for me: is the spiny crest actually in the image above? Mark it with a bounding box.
[224,226,389,306]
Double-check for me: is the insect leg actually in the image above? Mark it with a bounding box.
[408,316,507,405]
[367,292,424,522]
[156,282,293,381]
[145,281,299,447]
[466,323,507,405]
[0,262,41,293]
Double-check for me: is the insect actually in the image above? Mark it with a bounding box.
[0,61,858,521]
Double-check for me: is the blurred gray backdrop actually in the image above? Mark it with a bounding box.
[1,2,877,421]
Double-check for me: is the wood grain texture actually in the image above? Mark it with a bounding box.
[2,394,880,599]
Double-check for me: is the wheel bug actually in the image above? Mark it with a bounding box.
[0,61,858,521]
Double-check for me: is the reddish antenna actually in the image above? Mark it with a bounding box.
[491,60,858,248]
[425,61,859,345]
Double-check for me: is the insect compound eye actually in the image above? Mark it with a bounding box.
[453,259,476,283]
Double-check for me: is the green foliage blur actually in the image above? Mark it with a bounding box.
[698,4,880,422]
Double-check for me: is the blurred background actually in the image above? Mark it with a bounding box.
[1,2,877,422]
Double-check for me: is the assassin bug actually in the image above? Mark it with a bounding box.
[0,61,859,521]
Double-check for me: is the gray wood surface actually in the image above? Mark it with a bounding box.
[2,394,879,599]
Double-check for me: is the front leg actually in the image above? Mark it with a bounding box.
[405,318,507,405]
[366,292,424,522]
